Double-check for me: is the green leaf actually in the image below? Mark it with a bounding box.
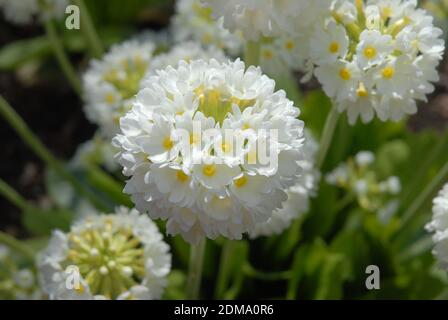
[22,208,74,236]
[0,37,51,71]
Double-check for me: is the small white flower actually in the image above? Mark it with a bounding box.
[315,60,361,102]
[426,184,448,270]
[37,207,171,300]
[311,20,349,65]
[113,59,307,244]
[355,151,375,167]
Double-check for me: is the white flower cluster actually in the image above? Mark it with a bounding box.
[311,0,445,124]
[426,183,448,270]
[250,132,319,238]
[113,59,307,244]
[38,207,171,300]
[0,246,43,300]
[201,0,331,41]
[82,39,156,139]
[172,0,242,55]
[326,150,401,212]
[0,0,67,25]
[83,39,227,139]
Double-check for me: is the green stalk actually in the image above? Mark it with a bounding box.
[44,18,82,95]
[399,161,448,230]
[243,264,291,281]
[0,178,32,212]
[72,0,104,58]
[401,130,448,206]
[214,240,236,299]
[186,237,206,300]
[85,164,132,208]
[0,231,35,261]
[316,107,340,169]
[0,96,110,212]
[244,41,260,67]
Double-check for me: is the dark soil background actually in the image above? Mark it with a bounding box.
[1,10,447,238]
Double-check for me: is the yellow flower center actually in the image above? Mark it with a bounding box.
[382,7,392,18]
[203,165,217,177]
[163,137,174,150]
[357,83,369,97]
[262,50,273,60]
[64,224,145,299]
[363,46,377,59]
[339,68,352,81]
[329,42,340,54]
[105,93,116,104]
[222,142,232,153]
[234,176,248,188]
[194,87,255,124]
[176,170,189,183]
[285,41,295,50]
[382,66,395,79]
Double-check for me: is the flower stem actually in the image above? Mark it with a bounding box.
[0,95,110,212]
[0,178,32,212]
[399,161,448,229]
[44,18,82,95]
[186,237,206,299]
[72,0,104,58]
[244,41,260,67]
[214,240,236,299]
[0,231,35,261]
[316,107,340,169]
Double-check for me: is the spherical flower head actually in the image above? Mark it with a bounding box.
[38,207,171,300]
[311,0,445,125]
[0,0,68,25]
[82,39,155,139]
[113,59,306,244]
[172,0,243,55]
[249,131,320,238]
[426,184,448,270]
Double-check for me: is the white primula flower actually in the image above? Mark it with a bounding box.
[0,0,67,25]
[37,207,171,300]
[311,20,350,65]
[250,131,320,238]
[310,0,445,124]
[426,184,448,270]
[82,39,156,139]
[113,59,307,244]
[201,0,331,41]
[172,0,242,55]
